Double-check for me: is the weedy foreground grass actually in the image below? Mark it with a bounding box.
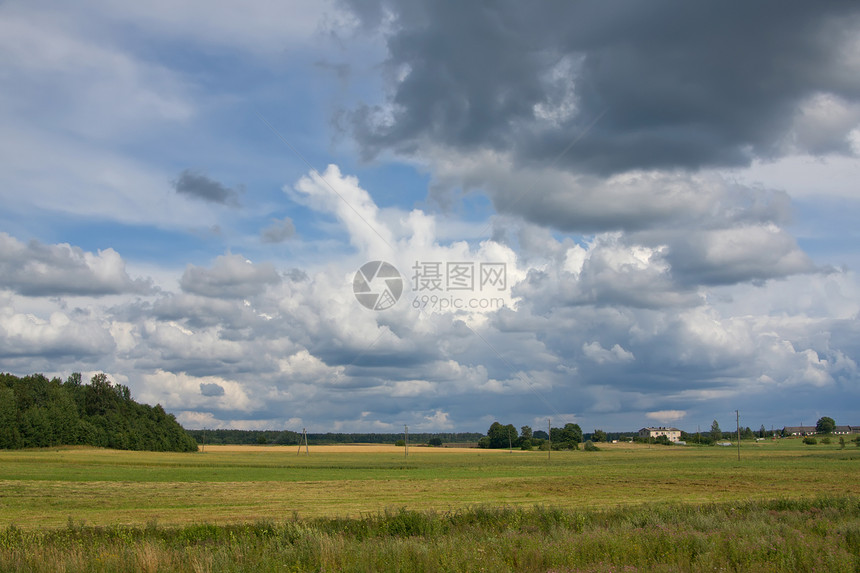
[0,497,858,572]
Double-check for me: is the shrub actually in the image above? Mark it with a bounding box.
[803,436,817,445]
[584,440,600,452]
[395,439,405,447]
[821,437,831,445]
[427,437,443,447]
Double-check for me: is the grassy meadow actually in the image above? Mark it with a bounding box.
[1,439,859,571]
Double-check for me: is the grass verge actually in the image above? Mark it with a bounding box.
[1,496,858,572]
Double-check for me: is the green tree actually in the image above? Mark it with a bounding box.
[815,416,835,434]
[520,425,533,441]
[592,429,607,442]
[710,420,722,441]
[550,423,582,450]
[428,437,443,447]
[486,422,517,449]
[0,372,196,452]
[0,387,22,449]
[759,425,767,438]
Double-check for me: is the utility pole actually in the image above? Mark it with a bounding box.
[547,418,551,462]
[202,427,206,452]
[297,428,309,455]
[404,425,409,457]
[736,410,740,461]
[508,428,513,453]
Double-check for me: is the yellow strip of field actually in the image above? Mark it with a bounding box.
[199,444,499,454]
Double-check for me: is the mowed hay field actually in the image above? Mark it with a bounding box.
[1,440,859,529]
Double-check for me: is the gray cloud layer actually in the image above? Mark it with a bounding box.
[345,1,860,174]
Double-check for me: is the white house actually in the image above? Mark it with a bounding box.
[638,427,681,443]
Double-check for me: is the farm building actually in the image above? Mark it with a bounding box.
[638,427,681,442]
[782,426,816,436]
[782,425,860,436]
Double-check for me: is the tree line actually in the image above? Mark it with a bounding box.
[478,422,585,450]
[186,429,486,446]
[0,372,197,452]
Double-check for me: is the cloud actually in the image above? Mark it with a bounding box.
[428,151,794,234]
[84,0,344,56]
[582,341,634,364]
[261,217,296,243]
[200,382,225,397]
[0,305,116,360]
[646,410,686,424]
[173,170,242,206]
[180,253,281,298]
[0,232,154,296]
[345,2,860,174]
[0,6,194,140]
[2,163,858,434]
[138,370,256,413]
[665,224,820,286]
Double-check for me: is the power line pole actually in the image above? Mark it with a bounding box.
[547,418,551,462]
[736,410,740,461]
[404,425,409,458]
[297,428,309,456]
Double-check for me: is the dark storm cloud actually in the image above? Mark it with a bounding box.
[172,169,242,206]
[343,1,860,174]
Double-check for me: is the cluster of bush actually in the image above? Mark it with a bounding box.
[803,435,859,448]
[477,422,590,451]
[0,372,197,452]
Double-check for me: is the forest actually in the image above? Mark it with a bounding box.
[186,428,485,446]
[0,372,197,452]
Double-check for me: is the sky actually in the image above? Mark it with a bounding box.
[2,1,860,434]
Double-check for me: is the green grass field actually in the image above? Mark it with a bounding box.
[1,439,858,528]
[1,440,859,571]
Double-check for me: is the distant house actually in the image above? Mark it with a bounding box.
[782,426,816,436]
[782,425,860,436]
[639,427,681,443]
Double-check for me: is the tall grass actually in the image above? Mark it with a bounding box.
[1,496,858,572]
